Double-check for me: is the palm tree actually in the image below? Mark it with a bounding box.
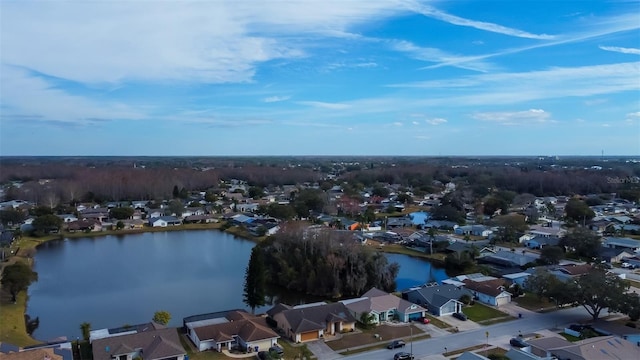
[427,228,436,255]
[80,322,91,342]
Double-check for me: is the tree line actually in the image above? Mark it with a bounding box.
[249,223,399,299]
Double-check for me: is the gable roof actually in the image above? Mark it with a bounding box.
[463,279,509,297]
[92,328,184,360]
[343,288,426,315]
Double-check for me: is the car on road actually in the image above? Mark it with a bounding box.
[453,312,468,321]
[387,340,406,349]
[510,337,529,348]
[393,352,414,360]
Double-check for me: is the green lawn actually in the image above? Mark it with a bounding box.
[513,293,555,311]
[0,291,41,347]
[462,303,511,322]
[560,333,581,342]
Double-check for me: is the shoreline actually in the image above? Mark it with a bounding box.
[1,221,260,347]
[2,223,437,346]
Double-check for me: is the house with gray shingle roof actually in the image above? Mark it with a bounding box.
[185,310,279,352]
[268,302,356,343]
[92,327,185,360]
[403,284,472,316]
[340,288,426,324]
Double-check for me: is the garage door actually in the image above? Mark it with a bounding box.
[496,296,510,306]
[301,331,319,341]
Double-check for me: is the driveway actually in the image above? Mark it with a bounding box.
[306,340,342,360]
[440,314,482,331]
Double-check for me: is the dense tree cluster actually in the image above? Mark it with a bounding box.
[1,262,38,303]
[525,266,638,321]
[254,223,399,298]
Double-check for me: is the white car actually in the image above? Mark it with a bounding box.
[621,262,632,269]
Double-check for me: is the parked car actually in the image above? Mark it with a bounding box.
[622,262,632,269]
[394,352,415,360]
[414,316,430,324]
[453,312,468,321]
[268,345,284,356]
[387,340,406,349]
[510,337,529,348]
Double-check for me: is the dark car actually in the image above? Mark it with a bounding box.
[268,345,284,356]
[510,337,529,348]
[394,352,414,360]
[387,340,406,349]
[453,312,468,321]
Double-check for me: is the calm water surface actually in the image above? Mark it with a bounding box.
[28,231,447,341]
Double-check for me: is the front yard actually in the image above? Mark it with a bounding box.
[513,293,556,312]
[326,324,425,352]
[462,303,512,323]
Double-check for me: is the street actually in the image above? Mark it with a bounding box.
[343,306,594,360]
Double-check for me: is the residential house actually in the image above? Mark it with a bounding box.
[66,219,102,232]
[598,247,633,264]
[149,216,181,227]
[57,214,78,223]
[501,272,532,287]
[623,256,640,268]
[92,327,185,360]
[403,284,472,316]
[183,215,217,224]
[548,264,592,282]
[462,278,512,306]
[478,250,539,268]
[603,237,640,254]
[235,203,259,213]
[184,310,279,352]
[89,322,166,343]
[0,231,16,247]
[457,352,491,360]
[121,219,145,229]
[526,335,640,360]
[592,321,640,345]
[340,288,426,324]
[146,210,163,219]
[528,224,567,238]
[525,236,560,249]
[454,225,493,237]
[267,302,356,343]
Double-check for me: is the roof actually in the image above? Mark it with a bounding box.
[592,320,640,336]
[274,302,357,334]
[480,251,538,267]
[457,352,491,360]
[406,284,472,308]
[502,272,532,280]
[342,288,426,315]
[193,312,278,344]
[554,264,592,276]
[551,336,640,360]
[604,237,640,248]
[463,279,509,297]
[92,328,184,360]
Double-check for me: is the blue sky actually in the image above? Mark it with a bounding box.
[1,0,639,156]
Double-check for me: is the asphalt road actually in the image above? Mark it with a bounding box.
[343,306,594,360]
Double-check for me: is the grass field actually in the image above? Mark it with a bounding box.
[0,291,41,347]
[513,293,555,311]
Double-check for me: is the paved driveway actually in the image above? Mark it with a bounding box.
[306,340,343,360]
[439,314,482,331]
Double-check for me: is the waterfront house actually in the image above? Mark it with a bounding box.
[149,216,181,227]
[184,310,279,352]
[341,288,426,324]
[92,327,185,360]
[267,302,356,343]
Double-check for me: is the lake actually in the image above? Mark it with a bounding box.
[27,230,447,341]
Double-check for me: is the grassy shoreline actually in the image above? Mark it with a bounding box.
[0,222,235,347]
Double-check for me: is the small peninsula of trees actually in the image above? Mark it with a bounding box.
[254,223,399,298]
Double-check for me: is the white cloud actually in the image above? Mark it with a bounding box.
[296,101,351,110]
[412,121,420,125]
[390,40,495,72]
[599,45,640,55]
[419,13,640,71]
[392,62,640,106]
[426,118,447,125]
[0,1,405,85]
[473,109,553,126]
[404,1,555,39]
[393,122,403,126]
[627,111,640,118]
[263,95,291,103]
[0,65,147,124]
